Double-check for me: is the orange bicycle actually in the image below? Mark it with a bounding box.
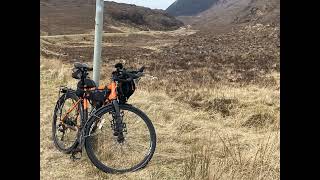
[52,62,156,173]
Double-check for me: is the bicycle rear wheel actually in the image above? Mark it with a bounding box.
[84,104,156,173]
[52,92,83,154]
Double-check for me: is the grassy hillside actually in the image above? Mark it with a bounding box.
[40,0,184,35]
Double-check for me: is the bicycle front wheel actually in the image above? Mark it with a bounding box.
[84,104,156,173]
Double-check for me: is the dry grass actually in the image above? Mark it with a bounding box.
[40,57,279,180]
[40,22,279,179]
[181,132,279,180]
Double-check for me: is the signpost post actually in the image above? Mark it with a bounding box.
[93,0,104,86]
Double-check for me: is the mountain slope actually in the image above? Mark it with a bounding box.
[167,0,279,31]
[166,0,219,16]
[40,0,184,35]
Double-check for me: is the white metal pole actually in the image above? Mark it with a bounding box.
[93,0,104,86]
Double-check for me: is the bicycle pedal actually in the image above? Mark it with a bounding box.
[70,149,82,161]
[70,153,82,161]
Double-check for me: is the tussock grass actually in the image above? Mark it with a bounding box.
[181,132,279,180]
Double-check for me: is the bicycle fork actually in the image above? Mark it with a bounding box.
[112,100,126,143]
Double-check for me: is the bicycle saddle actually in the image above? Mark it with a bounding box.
[74,62,89,69]
[74,62,92,71]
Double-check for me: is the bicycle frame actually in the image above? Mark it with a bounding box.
[60,81,119,128]
[60,99,81,124]
[107,82,117,100]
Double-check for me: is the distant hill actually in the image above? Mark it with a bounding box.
[166,0,219,16]
[166,0,279,31]
[40,0,184,35]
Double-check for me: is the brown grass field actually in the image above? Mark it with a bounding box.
[40,26,279,179]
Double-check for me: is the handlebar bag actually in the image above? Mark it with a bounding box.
[118,80,136,104]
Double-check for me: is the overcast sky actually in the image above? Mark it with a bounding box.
[105,0,176,10]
